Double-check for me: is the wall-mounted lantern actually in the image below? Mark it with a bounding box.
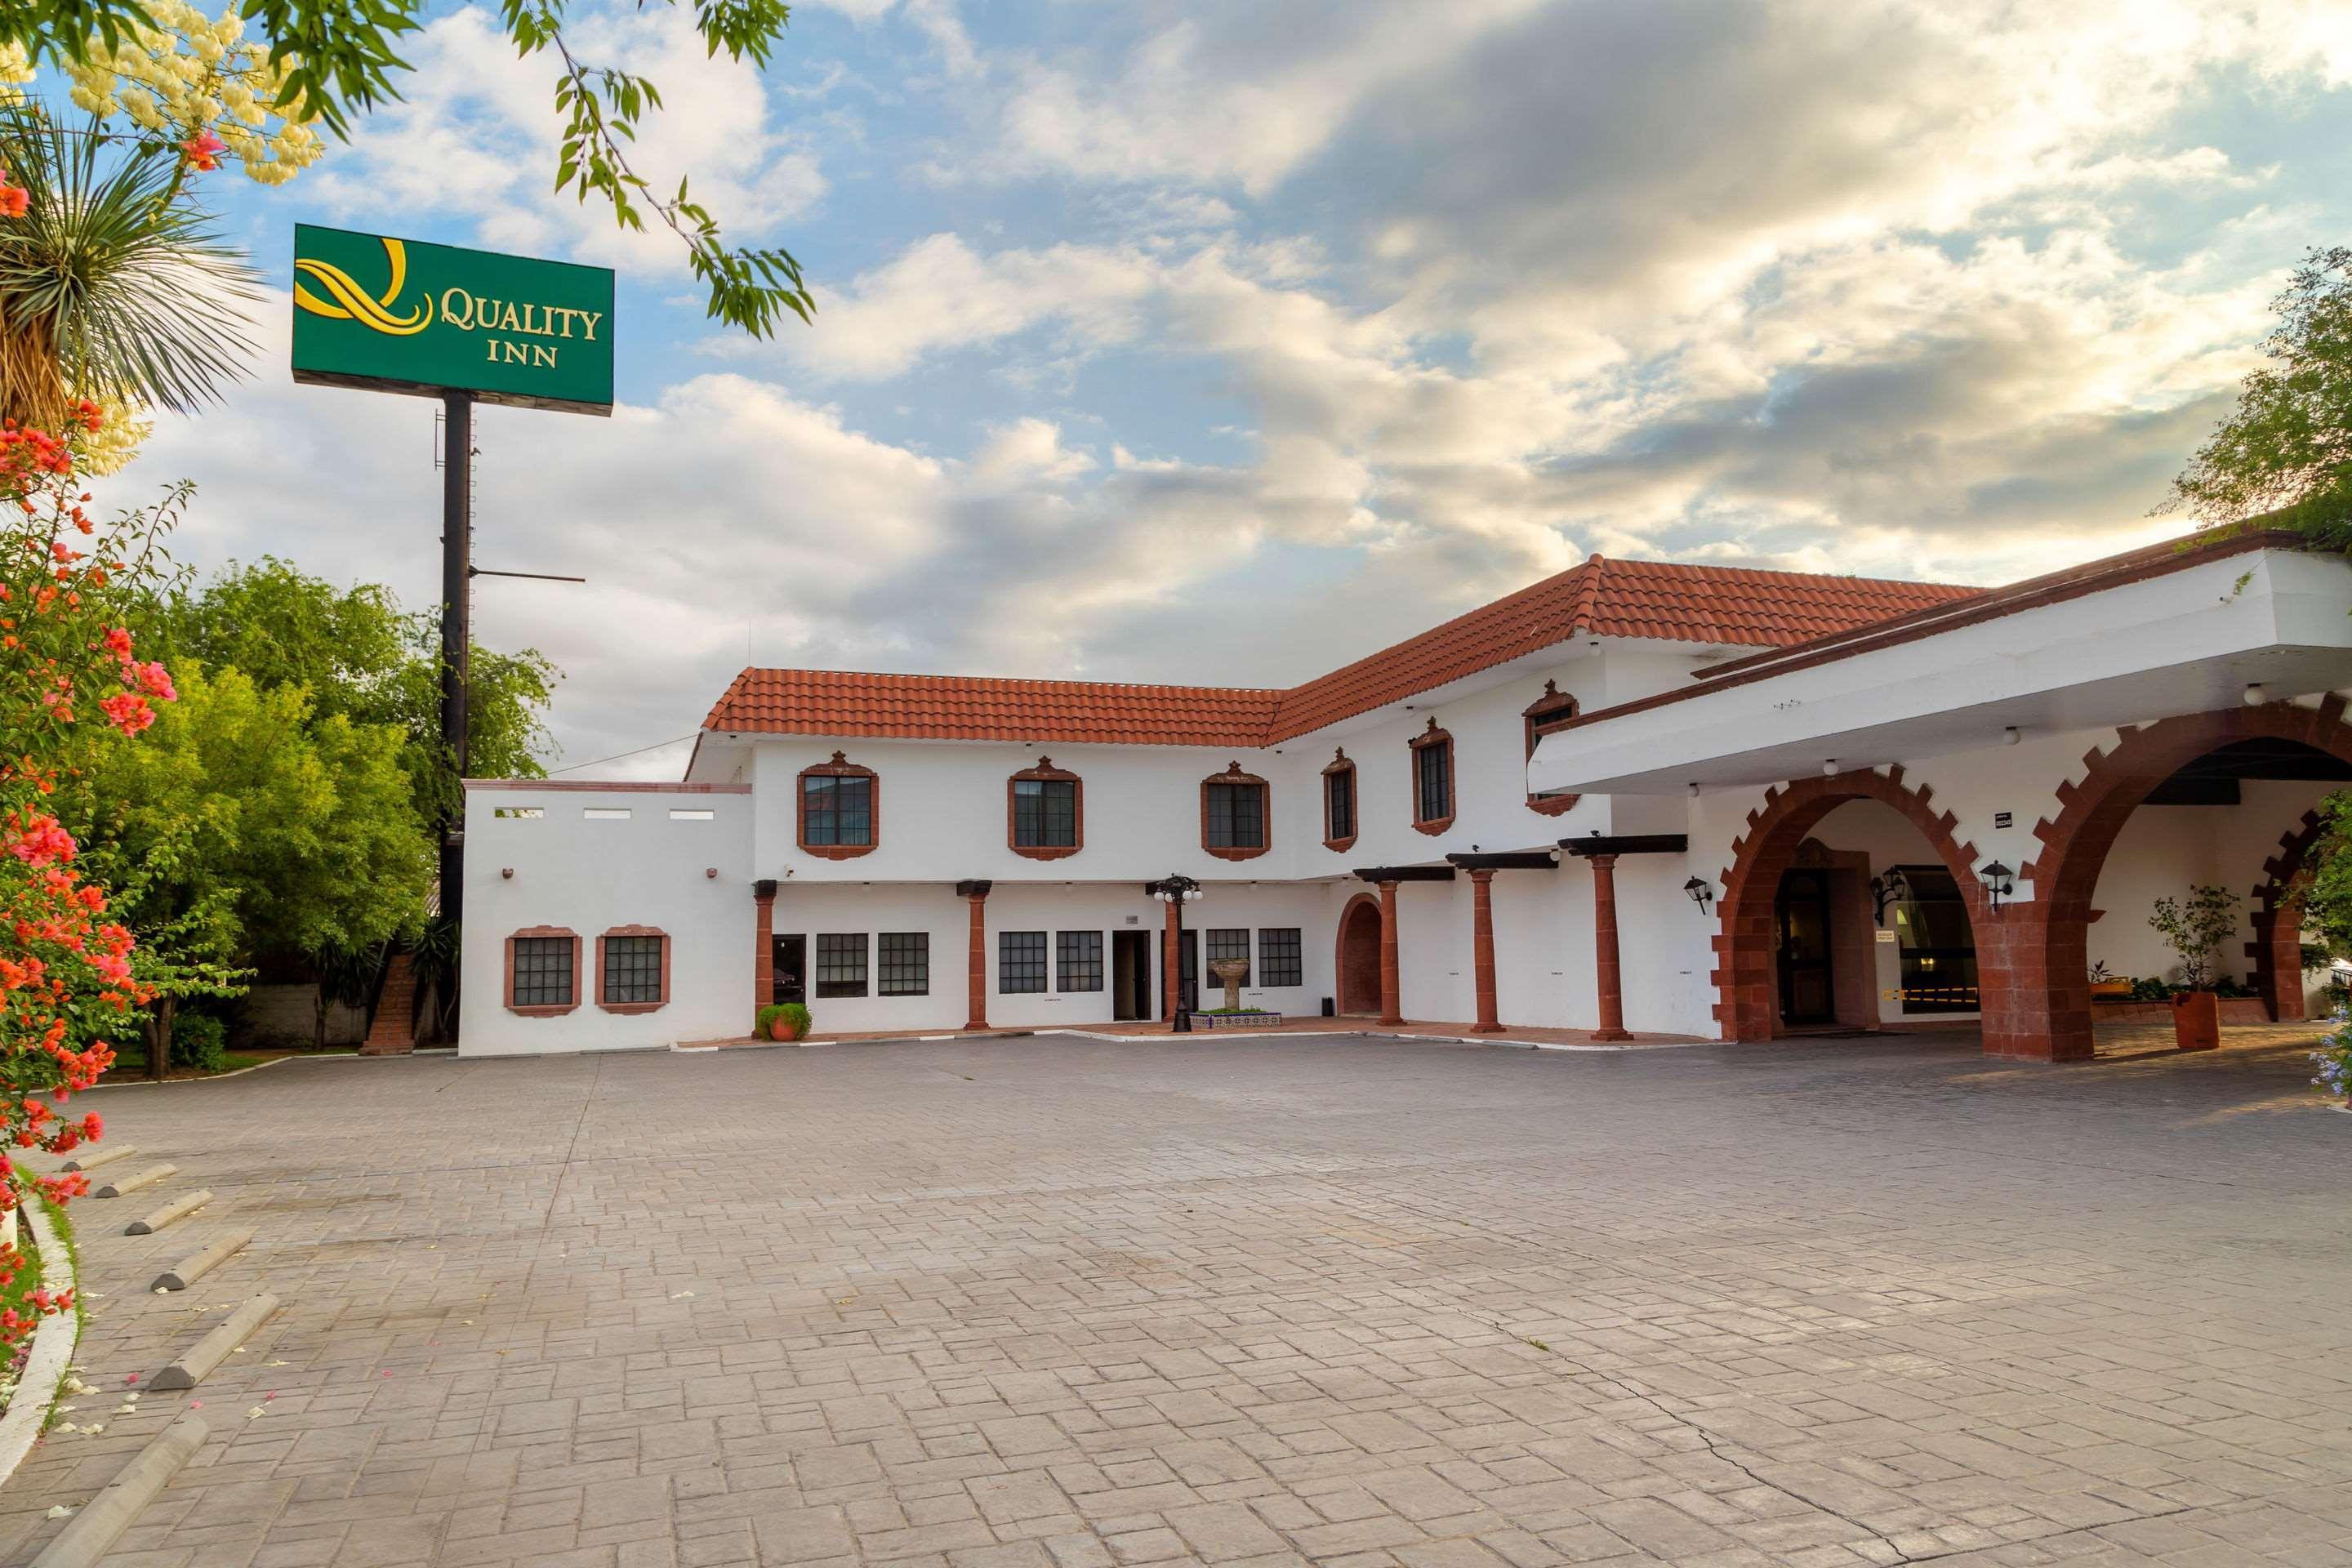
[500,866,514,880]
[1682,875,1714,915]
[1869,866,1909,924]
[1977,860,2015,914]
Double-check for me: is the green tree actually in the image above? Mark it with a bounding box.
[65,663,436,1058]
[5,0,814,337]
[2165,246,2352,550]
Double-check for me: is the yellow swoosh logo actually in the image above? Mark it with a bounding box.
[295,238,434,336]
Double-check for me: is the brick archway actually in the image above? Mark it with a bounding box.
[1334,893,1383,1015]
[1714,765,1992,1042]
[2249,810,2324,1023]
[2015,697,2352,1060]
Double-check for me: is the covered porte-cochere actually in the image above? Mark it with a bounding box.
[1526,528,2352,1059]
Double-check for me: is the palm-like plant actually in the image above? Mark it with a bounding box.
[0,104,260,432]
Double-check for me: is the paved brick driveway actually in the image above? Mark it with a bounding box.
[2,1030,2349,1568]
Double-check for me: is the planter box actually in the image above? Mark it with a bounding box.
[2091,997,2268,1026]
[2172,990,2221,1051]
[1191,1011,1282,1031]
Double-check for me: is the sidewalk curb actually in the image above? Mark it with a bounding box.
[0,1189,82,1495]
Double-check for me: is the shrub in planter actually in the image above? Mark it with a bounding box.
[2311,1015,2352,1104]
[755,1002,813,1041]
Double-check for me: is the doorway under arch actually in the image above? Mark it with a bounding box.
[1334,893,1383,1015]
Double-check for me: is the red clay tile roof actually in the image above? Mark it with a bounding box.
[702,556,1981,746]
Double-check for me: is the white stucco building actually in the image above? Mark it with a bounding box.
[457,526,2352,1062]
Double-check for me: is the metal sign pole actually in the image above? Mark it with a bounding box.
[439,390,473,925]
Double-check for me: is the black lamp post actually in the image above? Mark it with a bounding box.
[1682,875,1714,915]
[1152,873,1202,1030]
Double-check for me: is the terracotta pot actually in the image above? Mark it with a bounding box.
[2171,989,2220,1052]
[768,1017,795,1041]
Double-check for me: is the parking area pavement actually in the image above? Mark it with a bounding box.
[0,1028,2347,1568]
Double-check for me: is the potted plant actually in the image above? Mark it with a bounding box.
[2312,1015,2352,1107]
[755,1002,813,1042]
[2149,885,2239,1051]
[2088,961,2132,1001]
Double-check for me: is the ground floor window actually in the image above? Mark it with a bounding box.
[1258,927,1303,987]
[1000,930,1048,993]
[510,931,577,1011]
[816,933,869,997]
[599,931,666,1009]
[879,932,929,996]
[1205,928,1251,987]
[1057,930,1103,991]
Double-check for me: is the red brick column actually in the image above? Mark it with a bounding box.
[1468,869,1501,1032]
[1165,895,1183,1024]
[1589,853,1630,1041]
[752,881,776,1022]
[964,886,990,1032]
[1377,879,1404,1026]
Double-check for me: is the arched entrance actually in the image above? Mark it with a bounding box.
[1714,765,1996,1041]
[1334,893,1383,1015]
[2013,698,2352,1061]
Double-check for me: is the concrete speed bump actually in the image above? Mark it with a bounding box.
[29,1410,207,1568]
[58,1143,136,1174]
[149,1294,278,1391]
[91,1163,176,1199]
[152,1229,252,1293]
[126,1188,212,1236]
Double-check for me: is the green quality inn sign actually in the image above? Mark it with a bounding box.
[291,224,615,415]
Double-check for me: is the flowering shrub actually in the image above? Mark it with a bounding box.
[0,407,180,1350]
[2314,1012,2352,1104]
[58,3,326,188]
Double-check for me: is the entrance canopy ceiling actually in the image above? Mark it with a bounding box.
[1531,541,2352,797]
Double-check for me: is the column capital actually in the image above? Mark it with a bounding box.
[956,878,993,900]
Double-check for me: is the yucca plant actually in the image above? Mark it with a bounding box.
[0,103,260,431]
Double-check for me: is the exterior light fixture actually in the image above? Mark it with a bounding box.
[1686,782,1701,800]
[2243,682,2267,706]
[1682,875,1714,915]
[2003,726,2021,746]
[1869,866,1909,924]
[1821,759,1839,777]
[500,866,514,880]
[1977,860,2015,914]
[706,866,718,879]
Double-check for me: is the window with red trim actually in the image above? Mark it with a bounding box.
[1523,679,1581,817]
[1201,763,1271,861]
[596,926,670,1013]
[1321,748,1357,852]
[1409,718,1454,835]
[1008,758,1083,860]
[798,752,877,859]
[506,927,581,1016]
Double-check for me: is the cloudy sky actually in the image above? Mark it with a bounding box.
[96,0,2352,776]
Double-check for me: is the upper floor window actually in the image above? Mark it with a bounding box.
[1523,679,1581,817]
[1201,763,1271,861]
[1009,758,1083,860]
[799,752,877,859]
[1410,719,1455,835]
[1322,748,1357,852]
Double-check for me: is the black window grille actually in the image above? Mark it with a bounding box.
[815,933,868,997]
[512,936,573,1007]
[1415,742,1452,822]
[1013,777,1078,846]
[1325,766,1355,840]
[603,934,663,1004]
[1057,930,1103,992]
[878,932,929,996]
[1205,782,1265,849]
[803,773,873,845]
[1205,928,1251,988]
[1258,928,1303,987]
[1000,931,1048,993]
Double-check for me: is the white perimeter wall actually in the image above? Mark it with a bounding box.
[458,786,754,1057]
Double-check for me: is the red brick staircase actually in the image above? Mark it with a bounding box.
[361,954,417,1055]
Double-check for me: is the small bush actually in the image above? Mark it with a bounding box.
[755,1002,812,1040]
[171,1013,229,1074]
